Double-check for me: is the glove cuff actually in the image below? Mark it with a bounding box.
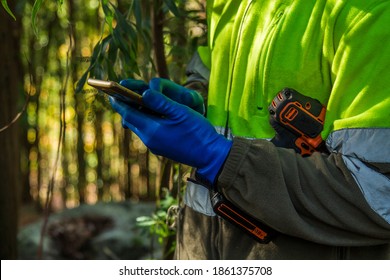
[195,138,233,187]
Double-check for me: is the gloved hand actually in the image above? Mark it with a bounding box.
[119,78,205,114]
[110,89,232,185]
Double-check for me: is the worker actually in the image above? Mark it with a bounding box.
[110,0,390,259]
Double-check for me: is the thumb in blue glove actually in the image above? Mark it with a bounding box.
[119,79,149,95]
[110,89,232,185]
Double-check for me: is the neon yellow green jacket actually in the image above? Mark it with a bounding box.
[197,0,390,216]
[200,0,390,137]
[181,0,390,257]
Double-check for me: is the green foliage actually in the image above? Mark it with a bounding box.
[29,0,64,36]
[164,0,181,17]
[31,0,43,36]
[77,0,207,91]
[17,0,206,258]
[136,189,177,256]
[1,0,16,20]
[76,1,145,93]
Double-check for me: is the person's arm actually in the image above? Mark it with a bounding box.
[218,2,390,246]
[219,138,390,246]
[109,2,390,246]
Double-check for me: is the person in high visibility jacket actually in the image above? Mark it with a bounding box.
[111,0,390,259]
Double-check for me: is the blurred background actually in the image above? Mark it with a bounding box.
[0,0,206,260]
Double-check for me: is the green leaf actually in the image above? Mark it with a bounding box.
[75,71,89,94]
[32,0,44,36]
[163,0,181,17]
[107,39,119,63]
[136,216,156,227]
[1,0,16,20]
[111,4,139,74]
[133,0,142,29]
[75,35,112,93]
[160,195,176,210]
[101,1,114,32]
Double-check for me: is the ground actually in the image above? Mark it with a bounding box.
[17,201,163,260]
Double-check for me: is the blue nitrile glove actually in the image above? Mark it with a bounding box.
[119,78,205,115]
[110,89,232,185]
[149,78,205,115]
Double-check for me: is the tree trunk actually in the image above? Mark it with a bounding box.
[0,7,23,259]
[151,0,169,79]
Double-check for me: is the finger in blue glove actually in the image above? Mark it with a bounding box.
[149,78,205,115]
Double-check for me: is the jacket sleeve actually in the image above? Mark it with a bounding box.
[216,1,390,246]
[217,138,390,246]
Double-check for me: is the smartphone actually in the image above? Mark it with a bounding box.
[87,78,143,105]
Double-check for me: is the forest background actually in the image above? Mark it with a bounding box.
[0,0,207,260]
